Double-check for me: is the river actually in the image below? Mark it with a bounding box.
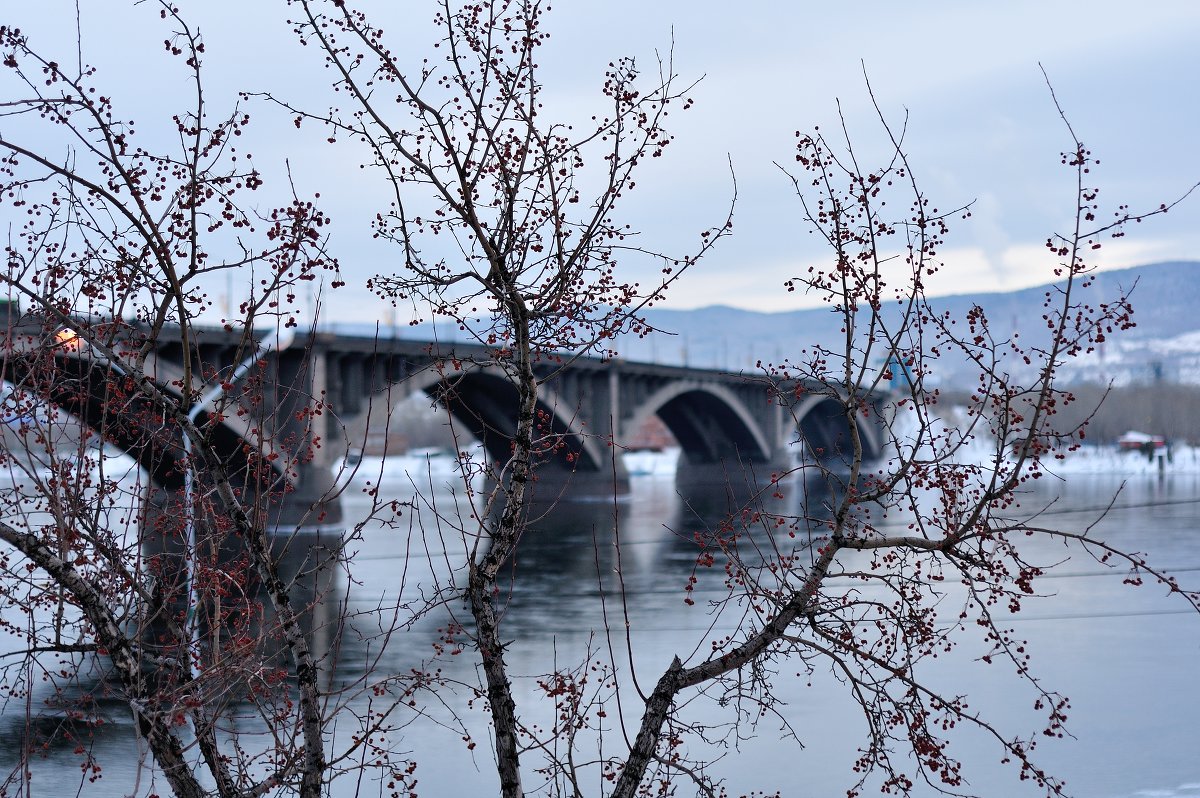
[1,454,1198,798]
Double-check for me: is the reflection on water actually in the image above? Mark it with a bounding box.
[0,526,346,798]
[2,471,1199,798]
[332,472,1200,798]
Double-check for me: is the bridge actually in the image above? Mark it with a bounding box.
[1,312,887,538]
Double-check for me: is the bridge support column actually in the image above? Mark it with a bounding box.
[521,367,631,499]
[139,457,343,685]
[674,453,792,492]
[139,457,342,588]
[522,459,630,501]
[138,342,346,662]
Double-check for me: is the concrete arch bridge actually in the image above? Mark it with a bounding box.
[2,317,889,532]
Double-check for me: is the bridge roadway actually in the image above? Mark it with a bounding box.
[2,317,886,537]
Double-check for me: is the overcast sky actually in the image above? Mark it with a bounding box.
[6,1,1200,321]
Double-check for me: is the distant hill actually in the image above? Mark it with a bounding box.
[330,261,1200,388]
[914,260,1200,343]
[619,261,1200,387]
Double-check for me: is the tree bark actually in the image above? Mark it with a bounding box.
[0,522,210,798]
[611,541,841,798]
[467,289,536,798]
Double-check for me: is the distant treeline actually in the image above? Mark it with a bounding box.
[1056,383,1200,445]
[938,383,1200,447]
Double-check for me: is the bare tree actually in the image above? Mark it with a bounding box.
[284,2,1200,798]
[278,2,731,796]
[0,7,369,798]
[1,1,1197,798]
[612,87,1200,797]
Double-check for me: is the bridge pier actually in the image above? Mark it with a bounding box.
[138,456,343,672]
[673,452,793,492]
[137,397,345,551]
[525,459,630,501]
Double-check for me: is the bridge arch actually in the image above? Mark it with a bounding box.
[9,347,289,493]
[792,393,883,464]
[404,366,606,473]
[623,380,775,466]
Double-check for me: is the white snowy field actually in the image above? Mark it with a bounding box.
[333,440,1200,490]
[1044,443,1200,475]
[884,404,1197,477]
[333,446,684,491]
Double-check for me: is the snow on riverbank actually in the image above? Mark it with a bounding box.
[1043,442,1200,475]
[623,447,680,477]
[334,447,478,491]
[332,428,1199,492]
[888,404,1200,477]
[335,446,685,489]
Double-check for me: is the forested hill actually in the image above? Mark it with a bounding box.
[343,261,1200,388]
[622,261,1200,387]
